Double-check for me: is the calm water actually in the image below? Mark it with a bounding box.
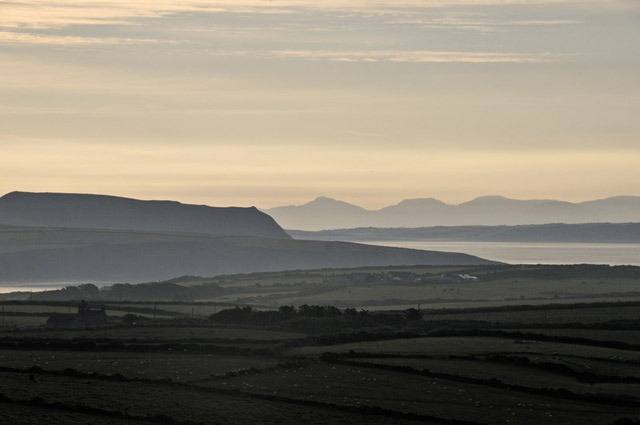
[360,241,640,266]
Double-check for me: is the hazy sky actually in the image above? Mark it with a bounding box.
[1,0,638,208]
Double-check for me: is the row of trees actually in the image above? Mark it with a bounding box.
[210,305,423,326]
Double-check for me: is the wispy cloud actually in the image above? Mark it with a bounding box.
[0,31,165,45]
[386,15,584,32]
[0,0,617,29]
[269,50,557,63]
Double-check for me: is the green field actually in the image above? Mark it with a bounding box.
[0,265,639,424]
[0,350,278,381]
[290,335,640,360]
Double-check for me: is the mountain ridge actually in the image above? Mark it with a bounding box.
[263,195,640,230]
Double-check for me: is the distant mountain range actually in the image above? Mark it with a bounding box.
[0,225,496,283]
[264,195,640,230]
[0,191,289,239]
[289,223,640,244]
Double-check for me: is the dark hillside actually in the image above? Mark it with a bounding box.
[0,226,497,283]
[0,192,289,239]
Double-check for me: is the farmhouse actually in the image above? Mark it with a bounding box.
[421,273,479,283]
[46,301,108,327]
[457,274,478,282]
[388,271,415,281]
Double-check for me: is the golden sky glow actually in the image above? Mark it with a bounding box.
[1,0,638,208]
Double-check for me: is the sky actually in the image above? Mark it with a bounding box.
[1,0,639,209]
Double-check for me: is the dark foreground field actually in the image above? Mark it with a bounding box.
[0,298,639,425]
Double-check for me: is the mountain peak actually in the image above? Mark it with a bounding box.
[587,195,640,202]
[309,196,340,204]
[397,198,447,206]
[380,198,449,212]
[265,194,640,230]
[467,195,511,203]
[302,196,365,211]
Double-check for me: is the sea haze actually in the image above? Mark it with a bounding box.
[359,241,640,266]
[288,222,640,265]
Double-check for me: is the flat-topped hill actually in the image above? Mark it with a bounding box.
[0,192,289,239]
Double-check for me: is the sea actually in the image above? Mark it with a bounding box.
[359,241,640,266]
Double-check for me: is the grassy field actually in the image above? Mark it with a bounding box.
[3,264,637,310]
[203,361,636,425]
[6,324,303,341]
[264,277,639,309]
[159,265,640,309]
[517,329,640,344]
[346,357,637,397]
[0,402,157,425]
[0,350,278,381]
[290,335,640,360]
[0,316,48,328]
[0,265,639,424]
[0,370,433,425]
[423,304,640,325]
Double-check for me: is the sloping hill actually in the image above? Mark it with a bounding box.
[0,192,289,239]
[0,225,498,283]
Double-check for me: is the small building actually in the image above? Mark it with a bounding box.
[348,272,375,282]
[457,274,479,282]
[388,271,415,281]
[46,301,108,328]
